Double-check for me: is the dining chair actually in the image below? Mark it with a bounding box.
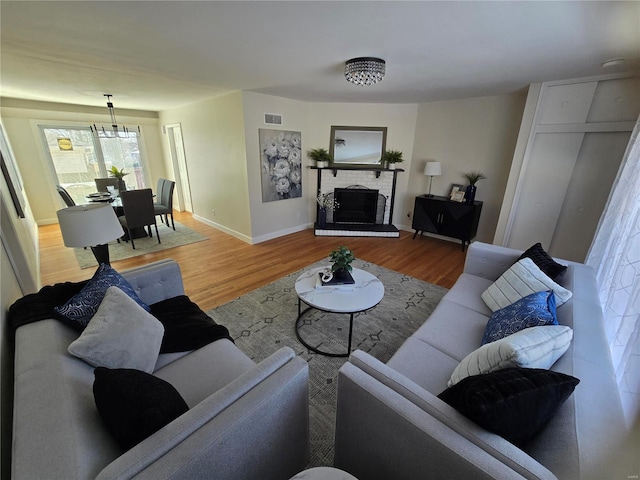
[117,189,160,250]
[153,178,176,230]
[56,185,76,207]
[95,178,119,192]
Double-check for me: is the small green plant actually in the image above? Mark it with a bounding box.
[462,171,486,185]
[108,166,129,179]
[381,149,404,164]
[329,245,355,273]
[307,148,332,163]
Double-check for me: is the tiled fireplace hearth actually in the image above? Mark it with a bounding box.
[313,166,403,237]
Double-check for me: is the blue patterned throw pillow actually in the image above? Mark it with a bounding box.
[54,264,150,329]
[481,290,557,345]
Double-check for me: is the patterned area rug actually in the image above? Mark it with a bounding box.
[207,258,448,468]
[73,221,207,269]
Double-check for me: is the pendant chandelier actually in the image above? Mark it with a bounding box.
[90,94,140,138]
[344,57,386,86]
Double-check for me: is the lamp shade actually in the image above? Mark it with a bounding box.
[424,161,442,176]
[57,204,124,247]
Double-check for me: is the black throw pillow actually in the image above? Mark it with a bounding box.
[518,243,567,279]
[150,295,233,353]
[437,368,579,447]
[93,367,189,450]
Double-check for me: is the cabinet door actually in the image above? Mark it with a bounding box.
[439,203,476,239]
[412,197,445,233]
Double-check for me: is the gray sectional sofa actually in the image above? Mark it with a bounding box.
[334,242,627,480]
[12,259,310,479]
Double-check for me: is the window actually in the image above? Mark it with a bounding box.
[40,126,147,205]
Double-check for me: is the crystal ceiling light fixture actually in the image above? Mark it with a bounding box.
[345,57,386,86]
[90,94,140,138]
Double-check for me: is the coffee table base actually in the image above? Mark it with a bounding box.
[295,298,355,358]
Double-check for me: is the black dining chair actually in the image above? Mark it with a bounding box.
[95,178,119,192]
[117,189,160,250]
[56,185,75,207]
[153,178,176,230]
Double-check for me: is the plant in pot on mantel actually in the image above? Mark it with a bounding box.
[462,170,487,205]
[308,148,332,168]
[329,245,355,281]
[108,166,129,192]
[381,149,403,170]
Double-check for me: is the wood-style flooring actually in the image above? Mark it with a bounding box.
[39,211,467,311]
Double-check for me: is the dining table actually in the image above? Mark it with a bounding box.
[85,191,150,240]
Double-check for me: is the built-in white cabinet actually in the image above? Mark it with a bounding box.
[496,74,640,262]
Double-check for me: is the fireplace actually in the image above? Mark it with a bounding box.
[334,188,378,224]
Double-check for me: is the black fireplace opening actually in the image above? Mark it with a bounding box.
[334,188,379,224]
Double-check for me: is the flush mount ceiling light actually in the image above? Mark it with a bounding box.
[90,94,140,138]
[601,58,625,69]
[345,57,386,86]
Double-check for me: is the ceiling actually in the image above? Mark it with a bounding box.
[1,1,639,112]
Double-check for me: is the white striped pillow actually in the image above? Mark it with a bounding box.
[447,325,573,387]
[481,257,572,312]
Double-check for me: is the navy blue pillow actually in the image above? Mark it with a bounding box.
[482,290,557,345]
[54,263,149,329]
[438,368,579,446]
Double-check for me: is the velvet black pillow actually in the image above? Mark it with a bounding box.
[437,368,579,446]
[150,295,233,353]
[93,367,189,450]
[518,243,567,279]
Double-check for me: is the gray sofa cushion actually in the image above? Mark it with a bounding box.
[68,287,165,373]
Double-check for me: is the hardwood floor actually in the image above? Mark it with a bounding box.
[39,211,467,311]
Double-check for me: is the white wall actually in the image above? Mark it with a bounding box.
[0,99,163,225]
[410,93,527,243]
[241,92,312,242]
[159,92,252,240]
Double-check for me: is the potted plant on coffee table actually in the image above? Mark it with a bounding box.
[308,148,332,168]
[381,149,403,170]
[329,245,355,280]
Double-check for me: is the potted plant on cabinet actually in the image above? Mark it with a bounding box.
[108,166,129,192]
[381,149,403,170]
[329,245,355,280]
[308,148,332,168]
[462,170,486,205]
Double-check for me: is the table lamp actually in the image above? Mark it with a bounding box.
[56,204,124,265]
[424,161,442,197]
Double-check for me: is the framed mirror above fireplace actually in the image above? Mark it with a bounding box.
[329,126,387,167]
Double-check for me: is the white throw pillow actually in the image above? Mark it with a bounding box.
[68,286,164,373]
[447,325,573,387]
[481,257,572,312]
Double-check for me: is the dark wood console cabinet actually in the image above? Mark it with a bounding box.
[412,195,482,250]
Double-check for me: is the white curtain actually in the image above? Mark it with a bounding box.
[586,116,640,428]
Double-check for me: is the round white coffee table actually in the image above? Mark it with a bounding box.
[295,266,384,357]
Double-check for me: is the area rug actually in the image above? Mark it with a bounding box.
[207,258,448,468]
[73,221,207,269]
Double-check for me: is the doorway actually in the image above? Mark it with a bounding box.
[165,124,192,213]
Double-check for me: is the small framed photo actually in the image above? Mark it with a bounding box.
[450,184,464,200]
[452,191,465,202]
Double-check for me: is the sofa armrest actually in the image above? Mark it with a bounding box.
[96,347,309,480]
[463,242,522,280]
[335,351,556,480]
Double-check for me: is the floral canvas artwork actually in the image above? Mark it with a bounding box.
[259,129,302,202]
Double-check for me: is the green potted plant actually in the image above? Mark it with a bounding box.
[381,149,403,170]
[308,148,332,168]
[108,166,129,192]
[329,245,355,279]
[462,170,486,205]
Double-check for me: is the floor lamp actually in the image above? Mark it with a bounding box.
[424,161,442,197]
[57,204,124,265]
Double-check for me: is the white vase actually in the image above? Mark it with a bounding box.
[316,161,328,168]
[388,163,396,170]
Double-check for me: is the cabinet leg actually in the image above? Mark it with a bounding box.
[413,230,419,239]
